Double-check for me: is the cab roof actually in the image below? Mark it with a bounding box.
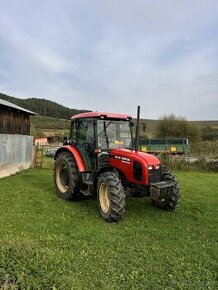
[71,111,132,120]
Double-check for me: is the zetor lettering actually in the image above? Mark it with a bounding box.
[54,108,180,222]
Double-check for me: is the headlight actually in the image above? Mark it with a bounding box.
[148,165,153,170]
[156,165,160,170]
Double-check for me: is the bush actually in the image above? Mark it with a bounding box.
[158,154,218,172]
[156,114,201,143]
[190,141,218,158]
[201,125,218,141]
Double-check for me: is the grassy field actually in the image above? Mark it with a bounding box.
[0,169,217,290]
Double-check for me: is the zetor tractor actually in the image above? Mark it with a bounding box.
[54,107,180,222]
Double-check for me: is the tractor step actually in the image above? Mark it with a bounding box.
[80,185,92,196]
[82,173,94,185]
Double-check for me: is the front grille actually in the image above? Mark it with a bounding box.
[133,161,143,181]
[149,169,161,183]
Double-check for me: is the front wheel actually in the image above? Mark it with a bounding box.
[54,152,83,200]
[152,172,180,210]
[97,172,125,222]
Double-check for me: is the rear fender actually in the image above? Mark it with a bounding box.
[55,145,86,172]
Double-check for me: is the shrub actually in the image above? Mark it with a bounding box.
[156,114,201,143]
[190,141,218,158]
[158,154,218,173]
[201,125,218,141]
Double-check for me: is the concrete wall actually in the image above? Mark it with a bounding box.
[0,134,33,165]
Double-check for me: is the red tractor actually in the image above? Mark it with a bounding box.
[54,107,180,222]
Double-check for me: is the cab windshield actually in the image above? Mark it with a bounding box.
[97,120,132,150]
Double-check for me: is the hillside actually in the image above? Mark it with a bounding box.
[30,115,70,130]
[1,92,218,138]
[134,119,218,138]
[0,93,90,119]
[190,120,218,128]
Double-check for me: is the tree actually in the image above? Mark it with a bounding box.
[155,114,200,143]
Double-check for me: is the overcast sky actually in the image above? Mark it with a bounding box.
[0,0,218,120]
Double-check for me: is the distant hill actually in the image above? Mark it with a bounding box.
[30,115,70,130]
[0,93,90,119]
[1,92,217,138]
[190,120,218,128]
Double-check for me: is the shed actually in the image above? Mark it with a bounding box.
[0,98,37,178]
[34,137,48,145]
[0,98,36,134]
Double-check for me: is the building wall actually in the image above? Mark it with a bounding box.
[0,134,33,165]
[0,106,30,135]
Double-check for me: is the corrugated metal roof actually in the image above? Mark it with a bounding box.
[0,98,37,115]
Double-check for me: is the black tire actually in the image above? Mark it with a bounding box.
[54,152,83,200]
[152,172,180,210]
[97,171,125,222]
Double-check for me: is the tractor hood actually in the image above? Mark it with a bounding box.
[108,148,161,185]
[109,148,160,166]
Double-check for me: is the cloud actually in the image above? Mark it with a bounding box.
[0,0,218,119]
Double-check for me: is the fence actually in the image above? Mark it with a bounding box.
[34,145,59,169]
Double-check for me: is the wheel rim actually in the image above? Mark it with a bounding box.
[99,182,110,213]
[56,162,70,193]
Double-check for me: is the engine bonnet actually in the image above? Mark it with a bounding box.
[109,148,160,166]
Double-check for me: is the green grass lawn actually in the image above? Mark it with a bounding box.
[0,170,217,290]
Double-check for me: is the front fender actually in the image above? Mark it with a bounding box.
[55,145,86,172]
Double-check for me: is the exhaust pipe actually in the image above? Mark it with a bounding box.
[135,106,140,151]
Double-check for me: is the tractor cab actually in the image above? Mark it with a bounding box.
[69,112,133,171]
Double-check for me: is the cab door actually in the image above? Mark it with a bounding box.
[71,118,96,171]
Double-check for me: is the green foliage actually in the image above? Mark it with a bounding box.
[190,140,218,158]
[201,125,218,141]
[158,154,218,172]
[30,115,70,131]
[0,170,217,289]
[156,114,201,142]
[0,93,90,119]
[30,115,71,137]
[158,140,218,172]
[30,123,46,138]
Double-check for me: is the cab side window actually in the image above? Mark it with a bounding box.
[70,120,76,142]
[76,119,94,145]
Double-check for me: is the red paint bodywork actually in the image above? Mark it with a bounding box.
[56,146,160,184]
[71,111,132,120]
[109,148,160,185]
[55,145,86,172]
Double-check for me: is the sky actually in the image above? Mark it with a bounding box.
[0,0,218,120]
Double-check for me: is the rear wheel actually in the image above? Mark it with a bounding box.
[152,172,180,210]
[97,172,125,222]
[54,152,83,200]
